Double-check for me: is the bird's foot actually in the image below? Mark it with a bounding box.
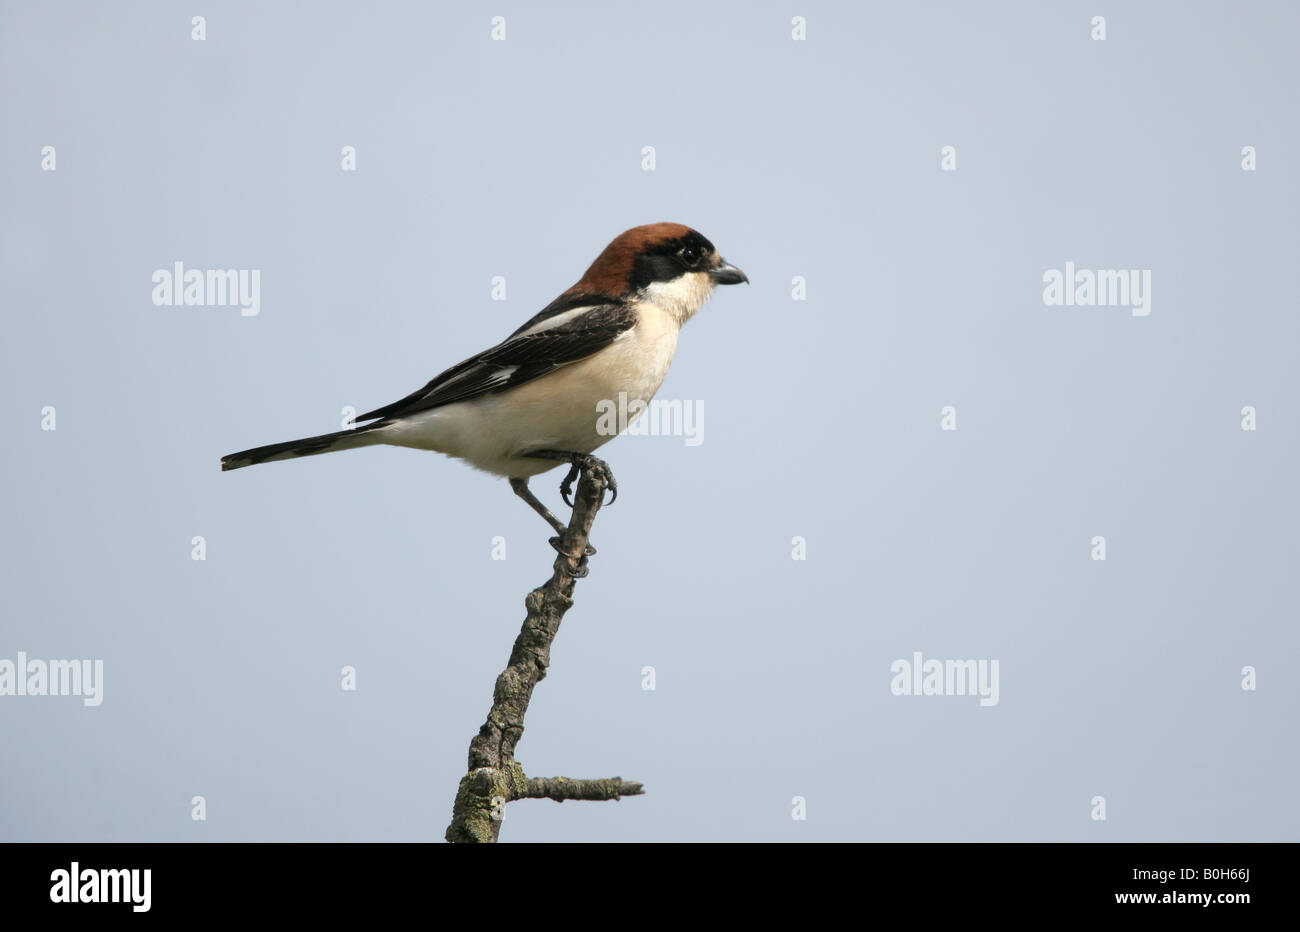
[549,536,596,557]
[559,455,617,507]
[559,463,581,508]
[549,536,592,578]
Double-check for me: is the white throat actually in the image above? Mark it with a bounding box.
[640,271,715,327]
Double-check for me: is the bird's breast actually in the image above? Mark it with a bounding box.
[379,304,684,477]
[513,303,680,439]
[590,302,681,403]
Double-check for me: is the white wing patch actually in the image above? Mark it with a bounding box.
[513,305,603,337]
[483,364,518,386]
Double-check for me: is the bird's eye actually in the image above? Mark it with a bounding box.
[678,246,700,267]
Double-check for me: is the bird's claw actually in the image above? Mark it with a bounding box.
[558,456,618,507]
[559,463,581,508]
[548,536,592,577]
[585,456,618,505]
[549,536,597,557]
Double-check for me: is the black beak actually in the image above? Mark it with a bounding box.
[710,259,749,285]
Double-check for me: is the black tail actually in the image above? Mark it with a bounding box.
[221,426,380,471]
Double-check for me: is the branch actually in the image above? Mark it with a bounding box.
[444,465,644,843]
[523,776,644,802]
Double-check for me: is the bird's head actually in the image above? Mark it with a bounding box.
[572,223,748,323]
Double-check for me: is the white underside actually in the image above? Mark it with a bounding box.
[374,298,692,478]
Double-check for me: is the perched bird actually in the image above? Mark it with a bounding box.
[221,222,747,557]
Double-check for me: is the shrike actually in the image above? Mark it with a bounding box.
[222,222,747,555]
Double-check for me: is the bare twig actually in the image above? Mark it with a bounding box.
[523,776,644,802]
[444,466,644,843]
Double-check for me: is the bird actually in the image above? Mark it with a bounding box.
[221,222,747,566]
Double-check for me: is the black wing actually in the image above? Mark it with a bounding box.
[505,290,610,339]
[355,302,636,423]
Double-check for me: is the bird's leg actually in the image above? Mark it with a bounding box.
[509,477,566,535]
[527,450,618,507]
[522,451,616,579]
[508,477,597,560]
